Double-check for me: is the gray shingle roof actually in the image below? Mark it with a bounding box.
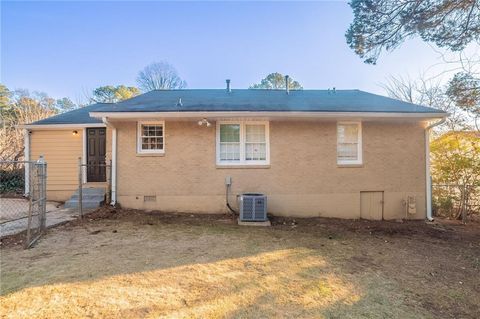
[29,89,446,126]
[96,89,446,113]
[30,103,111,125]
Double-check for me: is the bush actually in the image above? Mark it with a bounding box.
[0,169,24,195]
[433,195,455,217]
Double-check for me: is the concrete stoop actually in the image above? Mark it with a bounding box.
[237,219,272,227]
[64,188,106,209]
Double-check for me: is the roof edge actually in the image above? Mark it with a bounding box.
[19,123,107,130]
[90,111,448,120]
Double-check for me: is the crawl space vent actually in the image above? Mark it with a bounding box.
[144,195,157,202]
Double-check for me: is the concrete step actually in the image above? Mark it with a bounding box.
[65,187,106,209]
[64,199,104,209]
[69,194,105,201]
[71,188,106,196]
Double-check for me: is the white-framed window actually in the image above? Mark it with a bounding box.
[137,121,165,154]
[216,121,270,165]
[337,122,362,165]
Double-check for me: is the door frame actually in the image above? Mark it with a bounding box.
[83,127,107,183]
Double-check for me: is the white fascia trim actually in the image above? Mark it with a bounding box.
[90,111,448,120]
[20,123,106,130]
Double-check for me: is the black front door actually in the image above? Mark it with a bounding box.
[86,128,106,182]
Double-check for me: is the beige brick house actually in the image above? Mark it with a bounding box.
[23,86,447,220]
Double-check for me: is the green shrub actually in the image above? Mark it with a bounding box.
[0,169,24,195]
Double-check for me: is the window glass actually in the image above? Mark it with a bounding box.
[220,124,240,161]
[220,124,240,142]
[337,123,359,162]
[217,122,269,164]
[245,124,266,161]
[140,124,163,151]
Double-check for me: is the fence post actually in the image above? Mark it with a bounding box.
[25,162,33,249]
[78,157,83,218]
[42,158,47,230]
[38,155,46,231]
[427,175,433,217]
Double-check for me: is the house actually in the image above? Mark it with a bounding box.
[22,84,447,220]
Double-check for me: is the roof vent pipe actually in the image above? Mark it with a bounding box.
[285,75,290,95]
[226,79,231,93]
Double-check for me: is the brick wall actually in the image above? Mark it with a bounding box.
[114,120,427,219]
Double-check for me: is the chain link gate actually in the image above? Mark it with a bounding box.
[0,157,47,248]
[25,158,47,248]
[77,157,112,218]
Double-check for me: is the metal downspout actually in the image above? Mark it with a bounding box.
[102,117,117,205]
[425,118,446,221]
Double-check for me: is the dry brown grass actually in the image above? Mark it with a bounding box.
[1,209,479,318]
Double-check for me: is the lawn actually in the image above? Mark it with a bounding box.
[1,208,479,319]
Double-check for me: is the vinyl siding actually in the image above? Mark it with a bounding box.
[30,129,83,201]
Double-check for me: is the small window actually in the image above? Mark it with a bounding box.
[217,121,269,165]
[337,122,362,165]
[137,121,164,154]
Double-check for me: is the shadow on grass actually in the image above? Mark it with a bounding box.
[1,210,478,318]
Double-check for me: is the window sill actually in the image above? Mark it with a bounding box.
[216,164,270,169]
[136,152,165,157]
[337,163,363,168]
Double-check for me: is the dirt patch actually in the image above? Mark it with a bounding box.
[1,208,479,318]
[67,207,480,242]
[271,215,479,242]
[44,206,236,230]
[0,193,24,199]
[0,230,26,248]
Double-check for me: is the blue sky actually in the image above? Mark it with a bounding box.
[1,1,462,102]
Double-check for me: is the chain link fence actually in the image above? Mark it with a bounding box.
[25,159,47,248]
[0,158,47,248]
[1,160,29,222]
[432,184,480,223]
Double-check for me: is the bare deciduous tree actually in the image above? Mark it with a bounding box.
[0,86,58,161]
[346,1,480,129]
[447,71,480,130]
[136,62,187,92]
[380,75,472,133]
